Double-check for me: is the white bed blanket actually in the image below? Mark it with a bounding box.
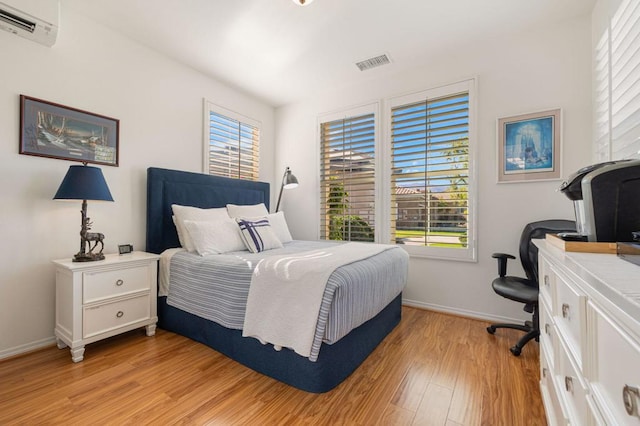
[242,242,395,358]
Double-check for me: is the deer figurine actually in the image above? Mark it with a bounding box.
[81,217,105,257]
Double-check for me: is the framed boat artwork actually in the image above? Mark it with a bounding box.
[19,95,119,167]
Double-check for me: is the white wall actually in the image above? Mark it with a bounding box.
[275,15,593,322]
[0,7,275,357]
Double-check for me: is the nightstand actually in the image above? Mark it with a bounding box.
[52,251,160,362]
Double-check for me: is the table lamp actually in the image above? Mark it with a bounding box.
[53,164,114,262]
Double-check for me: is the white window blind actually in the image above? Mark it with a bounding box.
[320,111,376,242]
[594,0,640,161]
[390,88,472,258]
[204,101,260,180]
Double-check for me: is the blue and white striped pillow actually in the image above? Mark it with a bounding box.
[236,217,283,253]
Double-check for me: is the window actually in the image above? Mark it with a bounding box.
[388,79,476,260]
[594,0,640,161]
[204,101,260,180]
[319,104,378,242]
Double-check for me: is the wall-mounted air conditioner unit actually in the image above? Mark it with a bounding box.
[0,0,58,47]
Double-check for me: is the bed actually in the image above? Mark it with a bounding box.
[145,167,408,393]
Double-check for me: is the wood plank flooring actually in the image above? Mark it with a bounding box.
[0,307,546,425]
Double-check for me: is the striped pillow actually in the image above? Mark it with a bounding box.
[236,218,283,253]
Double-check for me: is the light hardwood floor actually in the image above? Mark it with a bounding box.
[0,307,546,425]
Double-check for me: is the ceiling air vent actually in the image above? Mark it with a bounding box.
[355,54,391,71]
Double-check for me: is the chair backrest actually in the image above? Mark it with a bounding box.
[519,220,576,284]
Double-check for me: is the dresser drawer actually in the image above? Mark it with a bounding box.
[540,300,556,370]
[588,301,640,425]
[538,257,554,308]
[555,341,589,426]
[553,267,586,369]
[83,265,151,303]
[83,294,151,338]
[540,349,566,426]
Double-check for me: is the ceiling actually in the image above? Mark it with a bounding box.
[61,0,595,107]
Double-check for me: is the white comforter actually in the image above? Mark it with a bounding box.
[242,242,395,358]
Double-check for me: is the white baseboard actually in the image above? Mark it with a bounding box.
[0,336,56,361]
[402,298,525,324]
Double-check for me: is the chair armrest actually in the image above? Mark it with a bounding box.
[491,253,516,277]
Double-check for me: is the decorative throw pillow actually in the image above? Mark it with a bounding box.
[226,203,269,219]
[171,204,229,252]
[267,211,293,243]
[183,219,247,256]
[236,217,283,253]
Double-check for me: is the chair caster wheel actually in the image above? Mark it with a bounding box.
[487,326,496,334]
[510,346,522,356]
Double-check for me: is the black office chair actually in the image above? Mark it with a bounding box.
[487,219,576,356]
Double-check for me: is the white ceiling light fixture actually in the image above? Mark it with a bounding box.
[292,0,314,6]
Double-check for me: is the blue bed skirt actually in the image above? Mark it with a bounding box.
[157,293,402,393]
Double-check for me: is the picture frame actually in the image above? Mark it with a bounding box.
[497,108,561,183]
[19,95,119,167]
[118,244,133,255]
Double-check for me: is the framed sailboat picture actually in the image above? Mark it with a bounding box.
[19,95,119,167]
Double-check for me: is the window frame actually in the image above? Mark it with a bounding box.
[386,79,477,261]
[317,102,382,242]
[203,99,261,180]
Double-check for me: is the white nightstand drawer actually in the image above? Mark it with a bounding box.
[588,301,640,425]
[83,266,151,303]
[83,294,151,338]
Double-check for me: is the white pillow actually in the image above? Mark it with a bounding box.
[226,203,269,218]
[236,217,283,253]
[267,211,293,243]
[183,219,246,256]
[171,204,229,252]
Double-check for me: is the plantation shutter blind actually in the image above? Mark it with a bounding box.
[320,113,376,242]
[594,0,640,161]
[610,0,640,159]
[390,92,469,248]
[206,106,260,180]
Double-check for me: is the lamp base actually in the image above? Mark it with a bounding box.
[73,252,105,262]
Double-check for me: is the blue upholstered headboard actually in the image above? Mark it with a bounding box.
[146,167,270,254]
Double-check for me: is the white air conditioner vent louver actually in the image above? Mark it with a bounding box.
[355,54,391,71]
[0,0,58,47]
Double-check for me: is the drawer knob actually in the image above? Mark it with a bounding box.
[116,311,124,318]
[542,367,547,378]
[544,323,550,335]
[623,385,640,418]
[561,303,570,319]
[564,376,573,393]
[116,279,124,286]
[544,275,550,286]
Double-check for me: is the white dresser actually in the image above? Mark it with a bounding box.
[535,240,640,425]
[53,251,160,362]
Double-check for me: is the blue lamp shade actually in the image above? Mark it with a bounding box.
[53,165,114,201]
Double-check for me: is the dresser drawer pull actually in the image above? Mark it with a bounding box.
[544,275,550,286]
[542,368,547,378]
[116,311,124,318]
[116,279,124,286]
[561,303,570,319]
[565,376,573,393]
[623,385,640,418]
[544,323,550,335]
